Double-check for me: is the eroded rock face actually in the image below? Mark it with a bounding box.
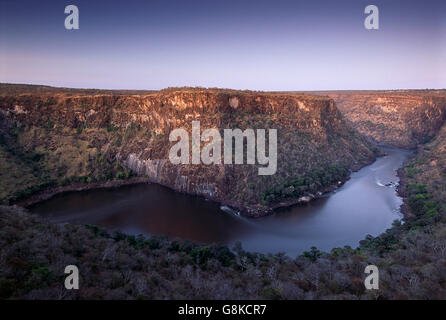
[408,120,446,203]
[0,87,377,215]
[315,91,446,148]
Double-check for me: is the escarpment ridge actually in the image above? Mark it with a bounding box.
[310,90,446,148]
[0,85,377,215]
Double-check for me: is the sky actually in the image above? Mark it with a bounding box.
[0,0,445,91]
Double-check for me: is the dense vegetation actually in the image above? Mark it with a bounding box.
[1,130,445,299]
[0,170,445,300]
[261,165,349,204]
[0,119,136,204]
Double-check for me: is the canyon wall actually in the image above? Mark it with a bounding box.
[0,86,377,215]
[314,90,446,148]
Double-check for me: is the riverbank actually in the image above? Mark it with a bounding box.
[29,146,410,254]
[396,162,413,218]
[264,149,383,216]
[16,177,152,208]
[16,149,380,217]
[17,162,363,219]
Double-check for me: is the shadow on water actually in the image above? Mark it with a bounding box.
[30,146,412,256]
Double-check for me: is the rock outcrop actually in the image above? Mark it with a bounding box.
[312,90,446,148]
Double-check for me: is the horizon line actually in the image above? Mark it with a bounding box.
[1,82,445,93]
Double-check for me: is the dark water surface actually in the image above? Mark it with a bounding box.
[30,147,412,256]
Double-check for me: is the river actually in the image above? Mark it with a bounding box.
[29,146,412,256]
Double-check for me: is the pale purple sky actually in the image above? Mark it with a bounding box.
[1,0,445,90]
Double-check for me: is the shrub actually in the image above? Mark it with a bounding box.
[262,286,282,300]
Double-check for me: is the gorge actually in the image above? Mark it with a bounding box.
[1,84,446,299]
[0,85,378,216]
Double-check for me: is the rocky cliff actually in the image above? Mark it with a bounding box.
[312,90,446,148]
[0,85,377,215]
[404,120,446,207]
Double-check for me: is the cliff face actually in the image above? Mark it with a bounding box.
[0,87,377,215]
[315,91,446,148]
[406,120,446,204]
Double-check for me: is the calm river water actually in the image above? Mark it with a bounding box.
[30,147,412,256]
